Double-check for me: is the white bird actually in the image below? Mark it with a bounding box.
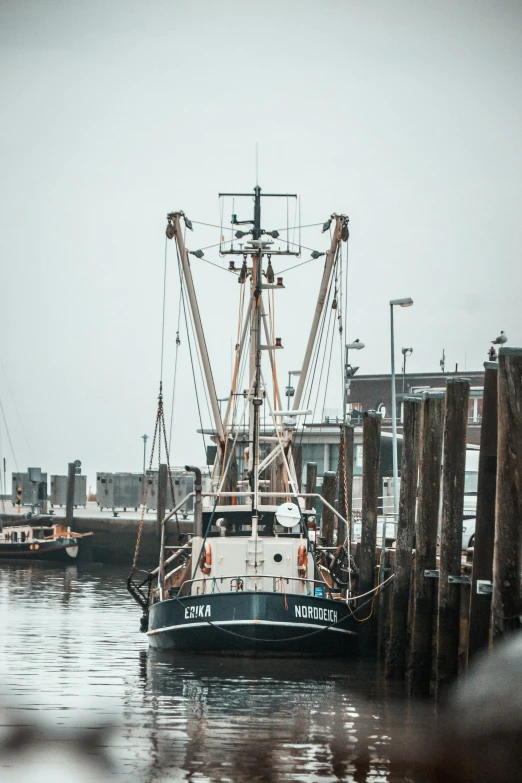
[491,331,508,345]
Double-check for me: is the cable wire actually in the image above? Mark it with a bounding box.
[174,244,208,458]
[159,237,168,383]
[0,392,19,472]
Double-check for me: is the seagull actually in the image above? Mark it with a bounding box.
[353,338,360,343]
[491,331,508,345]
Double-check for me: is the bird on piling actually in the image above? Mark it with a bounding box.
[491,331,507,345]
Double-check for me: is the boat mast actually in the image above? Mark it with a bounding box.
[168,213,225,452]
[250,186,263,537]
[292,215,345,411]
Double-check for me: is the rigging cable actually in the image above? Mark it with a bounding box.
[185,287,214,437]
[0,392,19,472]
[191,219,324,233]
[320,287,338,423]
[0,360,34,463]
[174,243,208,458]
[316,302,336,423]
[159,237,169,384]
[168,276,183,454]
[296,257,337,453]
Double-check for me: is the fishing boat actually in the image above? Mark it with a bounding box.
[128,185,358,655]
[0,519,92,562]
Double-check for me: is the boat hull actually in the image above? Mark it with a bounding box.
[0,541,80,562]
[148,591,357,656]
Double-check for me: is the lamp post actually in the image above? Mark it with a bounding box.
[343,342,365,421]
[141,434,149,476]
[390,298,413,519]
[401,346,413,394]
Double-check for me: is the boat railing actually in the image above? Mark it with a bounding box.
[158,490,351,588]
[169,573,337,599]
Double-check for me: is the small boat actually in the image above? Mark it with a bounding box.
[128,184,358,655]
[0,519,92,562]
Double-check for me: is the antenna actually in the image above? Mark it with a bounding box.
[255,142,259,186]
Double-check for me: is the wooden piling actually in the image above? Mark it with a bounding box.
[65,462,76,526]
[338,424,354,545]
[305,462,317,510]
[385,396,421,679]
[321,471,337,546]
[468,362,498,660]
[357,411,381,654]
[491,347,522,640]
[435,378,470,698]
[407,390,445,698]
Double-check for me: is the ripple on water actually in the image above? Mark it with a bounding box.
[0,563,433,782]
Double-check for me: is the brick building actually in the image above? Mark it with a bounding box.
[348,370,485,445]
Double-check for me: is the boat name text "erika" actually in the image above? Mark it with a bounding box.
[184,605,211,619]
[295,605,337,623]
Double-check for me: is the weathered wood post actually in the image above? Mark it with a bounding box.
[338,424,354,545]
[435,378,470,698]
[491,347,522,640]
[468,361,498,660]
[385,396,421,679]
[305,462,317,510]
[407,390,445,698]
[321,471,337,546]
[357,411,381,654]
[66,462,76,526]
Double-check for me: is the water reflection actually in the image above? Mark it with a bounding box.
[0,563,433,782]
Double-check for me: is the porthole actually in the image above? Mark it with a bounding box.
[273,553,283,563]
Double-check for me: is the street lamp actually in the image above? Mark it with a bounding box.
[141,434,149,475]
[343,341,365,421]
[390,298,413,519]
[401,346,413,394]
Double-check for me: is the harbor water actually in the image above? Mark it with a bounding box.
[0,563,437,782]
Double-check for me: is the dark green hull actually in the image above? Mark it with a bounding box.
[148,591,357,656]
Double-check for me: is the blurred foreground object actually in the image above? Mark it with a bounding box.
[0,708,115,783]
[398,633,522,783]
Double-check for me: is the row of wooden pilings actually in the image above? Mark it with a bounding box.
[309,346,522,699]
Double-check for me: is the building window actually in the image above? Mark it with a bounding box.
[468,393,483,423]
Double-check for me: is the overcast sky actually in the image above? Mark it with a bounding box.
[1,0,521,490]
